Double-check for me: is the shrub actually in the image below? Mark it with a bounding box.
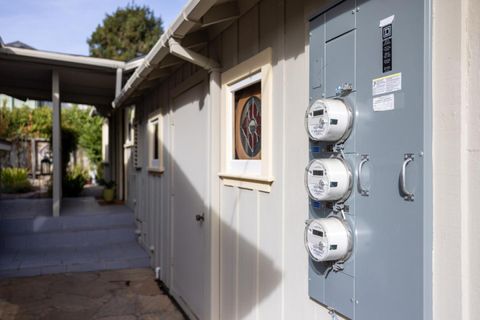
[103,180,116,189]
[0,167,32,193]
[63,166,88,197]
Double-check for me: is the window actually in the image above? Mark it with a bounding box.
[101,119,109,163]
[234,81,262,160]
[124,106,135,147]
[219,48,273,192]
[148,112,164,173]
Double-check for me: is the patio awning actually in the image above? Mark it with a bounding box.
[0,45,134,116]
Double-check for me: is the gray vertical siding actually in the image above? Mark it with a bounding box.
[119,0,341,319]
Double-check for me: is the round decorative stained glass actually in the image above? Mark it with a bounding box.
[238,96,261,158]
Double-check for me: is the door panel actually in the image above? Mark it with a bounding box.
[171,82,208,319]
[354,0,425,319]
[325,30,355,98]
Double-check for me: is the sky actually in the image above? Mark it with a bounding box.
[0,0,187,56]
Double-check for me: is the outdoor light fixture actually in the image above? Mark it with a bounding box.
[40,155,52,175]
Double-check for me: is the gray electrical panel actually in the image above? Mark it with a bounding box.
[307,0,427,319]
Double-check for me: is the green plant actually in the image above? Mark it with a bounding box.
[0,167,32,193]
[63,166,88,197]
[103,180,116,189]
[102,180,116,202]
[79,115,102,166]
[95,163,104,184]
[0,105,103,169]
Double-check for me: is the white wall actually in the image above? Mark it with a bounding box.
[119,0,480,319]
[432,0,480,319]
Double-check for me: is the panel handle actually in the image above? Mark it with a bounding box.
[400,154,414,201]
[357,154,369,196]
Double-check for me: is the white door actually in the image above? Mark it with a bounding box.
[171,82,208,319]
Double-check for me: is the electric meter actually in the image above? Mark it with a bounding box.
[305,158,352,201]
[304,217,352,262]
[305,99,353,141]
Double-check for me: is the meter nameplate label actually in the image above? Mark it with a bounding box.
[373,94,395,111]
[372,72,401,96]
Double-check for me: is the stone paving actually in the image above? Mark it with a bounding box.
[0,268,186,320]
[0,197,150,278]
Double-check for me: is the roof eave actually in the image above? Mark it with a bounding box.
[0,46,125,70]
[112,0,220,108]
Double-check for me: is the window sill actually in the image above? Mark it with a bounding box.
[218,172,274,192]
[148,167,165,174]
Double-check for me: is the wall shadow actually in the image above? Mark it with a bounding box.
[126,84,282,320]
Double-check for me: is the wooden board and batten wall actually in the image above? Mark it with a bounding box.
[116,0,353,319]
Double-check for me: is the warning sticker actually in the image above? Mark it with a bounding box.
[373,94,395,111]
[372,72,401,96]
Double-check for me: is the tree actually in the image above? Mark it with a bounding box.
[0,104,102,168]
[78,115,102,166]
[87,4,163,61]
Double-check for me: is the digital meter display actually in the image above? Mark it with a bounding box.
[312,170,324,176]
[312,229,324,237]
[312,110,324,116]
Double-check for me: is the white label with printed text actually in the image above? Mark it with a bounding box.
[372,73,402,96]
[373,94,395,111]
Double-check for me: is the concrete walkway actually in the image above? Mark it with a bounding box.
[0,268,185,320]
[0,197,150,278]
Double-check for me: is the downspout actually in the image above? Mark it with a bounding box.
[208,69,221,320]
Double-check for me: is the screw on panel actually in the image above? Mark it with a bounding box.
[356,7,360,12]
[328,308,338,320]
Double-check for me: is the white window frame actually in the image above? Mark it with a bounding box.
[124,106,135,147]
[219,48,274,192]
[147,111,164,173]
[226,72,262,174]
[101,118,109,163]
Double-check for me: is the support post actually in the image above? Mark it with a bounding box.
[115,68,123,97]
[30,138,36,180]
[52,70,61,217]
